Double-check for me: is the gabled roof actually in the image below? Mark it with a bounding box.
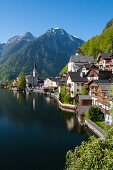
[93,80,110,84]
[98,53,113,61]
[69,55,94,63]
[86,68,99,76]
[79,95,92,100]
[25,75,32,79]
[50,77,60,82]
[68,72,87,82]
[77,106,91,115]
[99,84,110,92]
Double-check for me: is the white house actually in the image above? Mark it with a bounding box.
[44,78,59,88]
[66,72,87,97]
[68,49,94,72]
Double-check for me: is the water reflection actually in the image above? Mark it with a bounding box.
[0,89,92,170]
[0,90,91,136]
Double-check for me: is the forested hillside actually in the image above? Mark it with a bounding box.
[0,28,84,80]
[81,19,113,60]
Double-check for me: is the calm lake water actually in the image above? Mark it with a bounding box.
[0,89,93,170]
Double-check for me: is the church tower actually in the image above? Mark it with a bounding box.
[32,58,38,87]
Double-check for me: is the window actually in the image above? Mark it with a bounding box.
[77,89,79,92]
[81,83,84,86]
[77,83,79,86]
[106,60,109,63]
[106,65,109,68]
[91,86,95,89]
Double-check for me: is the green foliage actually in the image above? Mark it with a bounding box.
[5,81,12,86]
[85,106,101,121]
[18,72,26,88]
[81,19,113,59]
[59,64,68,75]
[54,88,58,93]
[64,93,73,104]
[0,30,84,81]
[81,85,88,95]
[95,121,110,131]
[65,127,113,170]
[61,85,66,95]
[103,19,113,32]
[59,85,66,102]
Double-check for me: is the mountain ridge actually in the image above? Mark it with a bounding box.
[0,28,84,80]
[81,18,113,59]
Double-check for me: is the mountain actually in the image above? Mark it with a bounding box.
[81,19,113,60]
[0,43,5,58]
[0,28,84,80]
[103,19,113,32]
[0,32,35,64]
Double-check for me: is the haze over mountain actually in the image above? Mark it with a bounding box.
[0,28,84,80]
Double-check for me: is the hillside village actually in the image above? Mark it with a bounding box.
[0,48,113,133]
[1,48,113,129]
[43,48,113,126]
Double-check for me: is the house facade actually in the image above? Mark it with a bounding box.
[44,78,58,89]
[89,80,112,124]
[66,72,87,97]
[97,53,113,70]
[86,68,112,82]
[68,49,94,72]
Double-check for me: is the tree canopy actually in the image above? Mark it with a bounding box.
[18,72,26,88]
[81,19,113,60]
[65,126,113,170]
[85,106,101,121]
[81,85,89,95]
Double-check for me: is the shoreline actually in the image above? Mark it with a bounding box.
[34,89,105,138]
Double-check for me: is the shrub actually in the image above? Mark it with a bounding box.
[64,93,73,104]
[85,106,101,121]
[65,127,113,170]
[81,85,89,95]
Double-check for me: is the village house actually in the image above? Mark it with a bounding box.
[44,77,60,89]
[97,52,113,70]
[12,78,19,87]
[66,72,87,97]
[25,58,38,87]
[89,80,113,124]
[25,75,33,87]
[86,68,112,82]
[78,95,92,106]
[68,48,94,72]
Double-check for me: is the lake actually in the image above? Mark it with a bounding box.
[0,89,93,170]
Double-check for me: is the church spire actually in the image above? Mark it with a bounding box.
[34,57,37,70]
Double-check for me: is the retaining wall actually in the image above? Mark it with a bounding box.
[85,119,105,138]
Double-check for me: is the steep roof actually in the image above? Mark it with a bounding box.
[77,106,91,115]
[79,95,92,100]
[69,72,87,82]
[98,83,111,92]
[69,54,94,63]
[98,53,113,60]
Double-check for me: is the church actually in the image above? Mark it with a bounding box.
[25,58,38,87]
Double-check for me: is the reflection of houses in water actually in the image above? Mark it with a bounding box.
[32,94,38,111]
[33,98,36,111]
[66,117,75,131]
[13,91,19,99]
[45,97,50,103]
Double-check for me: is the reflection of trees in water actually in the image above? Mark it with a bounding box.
[0,90,94,136]
[0,90,66,132]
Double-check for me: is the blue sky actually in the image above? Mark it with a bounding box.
[0,0,113,42]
